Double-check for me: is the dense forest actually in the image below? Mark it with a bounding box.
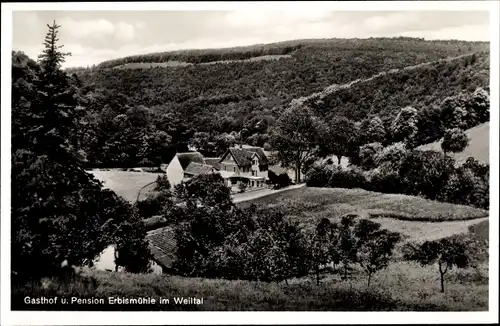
[303,52,489,120]
[61,38,490,167]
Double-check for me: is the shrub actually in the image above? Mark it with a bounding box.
[358,142,384,170]
[367,164,404,194]
[135,192,170,218]
[441,128,469,154]
[305,165,333,187]
[238,181,248,193]
[328,166,367,189]
[439,158,489,209]
[398,150,455,200]
[269,170,292,189]
[373,142,408,169]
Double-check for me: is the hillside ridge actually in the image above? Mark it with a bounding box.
[293,52,482,107]
[92,37,488,69]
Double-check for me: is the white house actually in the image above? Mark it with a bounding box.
[217,146,269,189]
[164,152,205,186]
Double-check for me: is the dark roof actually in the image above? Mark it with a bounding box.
[226,147,269,167]
[176,152,205,170]
[147,226,177,269]
[204,157,221,170]
[184,162,216,176]
[244,147,269,165]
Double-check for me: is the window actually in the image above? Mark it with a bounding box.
[234,167,236,172]
[251,181,254,187]
[224,165,226,171]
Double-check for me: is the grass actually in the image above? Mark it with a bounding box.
[418,122,490,165]
[87,169,163,203]
[238,187,488,242]
[240,187,488,221]
[114,54,293,70]
[12,259,488,311]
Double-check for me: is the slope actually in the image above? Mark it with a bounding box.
[77,38,489,132]
[417,122,489,165]
[302,52,489,121]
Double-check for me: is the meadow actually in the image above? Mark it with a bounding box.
[418,122,490,165]
[87,170,163,203]
[239,187,488,224]
[12,257,488,311]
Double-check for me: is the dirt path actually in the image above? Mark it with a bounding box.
[292,53,479,107]
[232,184,306,203]
[372,216,489,243]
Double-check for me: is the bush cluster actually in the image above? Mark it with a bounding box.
[307,150,489,210]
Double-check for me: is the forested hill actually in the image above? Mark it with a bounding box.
[79,37,488,69]
[64,37,489,167]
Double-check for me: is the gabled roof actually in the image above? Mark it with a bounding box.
[176,151,205,170]
[147,226,176,270]
[204,157,221,170]
[184,162,216,176]
[243,147,269,165]
[224,147,269,167]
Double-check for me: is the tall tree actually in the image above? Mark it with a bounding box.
[441,128,469,155]
[11,22,150,280]
[467,87,489,125]
[270,102,324,183]
[320,115,357,165]
[360,115,387,145]
[354,220,401,287]
[390,106,418,147]
[404,238,469,293]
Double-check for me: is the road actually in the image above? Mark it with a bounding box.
[232,183,306,204]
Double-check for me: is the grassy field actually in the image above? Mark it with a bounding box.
[12,258,488,311]
[240,187,488,220]
[114,54,293,69]
[87,170,163,203]
[418,122,489,165]
[239,187,488,243]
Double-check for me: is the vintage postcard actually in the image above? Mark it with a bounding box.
[1,1,498,325]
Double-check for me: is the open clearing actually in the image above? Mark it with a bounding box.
[113,54,293,70]
[418,122,489,165]
[239,187,488,242]
[87,170,163,203]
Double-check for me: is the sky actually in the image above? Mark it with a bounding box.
[12,10,490,68]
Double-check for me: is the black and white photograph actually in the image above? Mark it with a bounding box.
[1,1,499,324]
